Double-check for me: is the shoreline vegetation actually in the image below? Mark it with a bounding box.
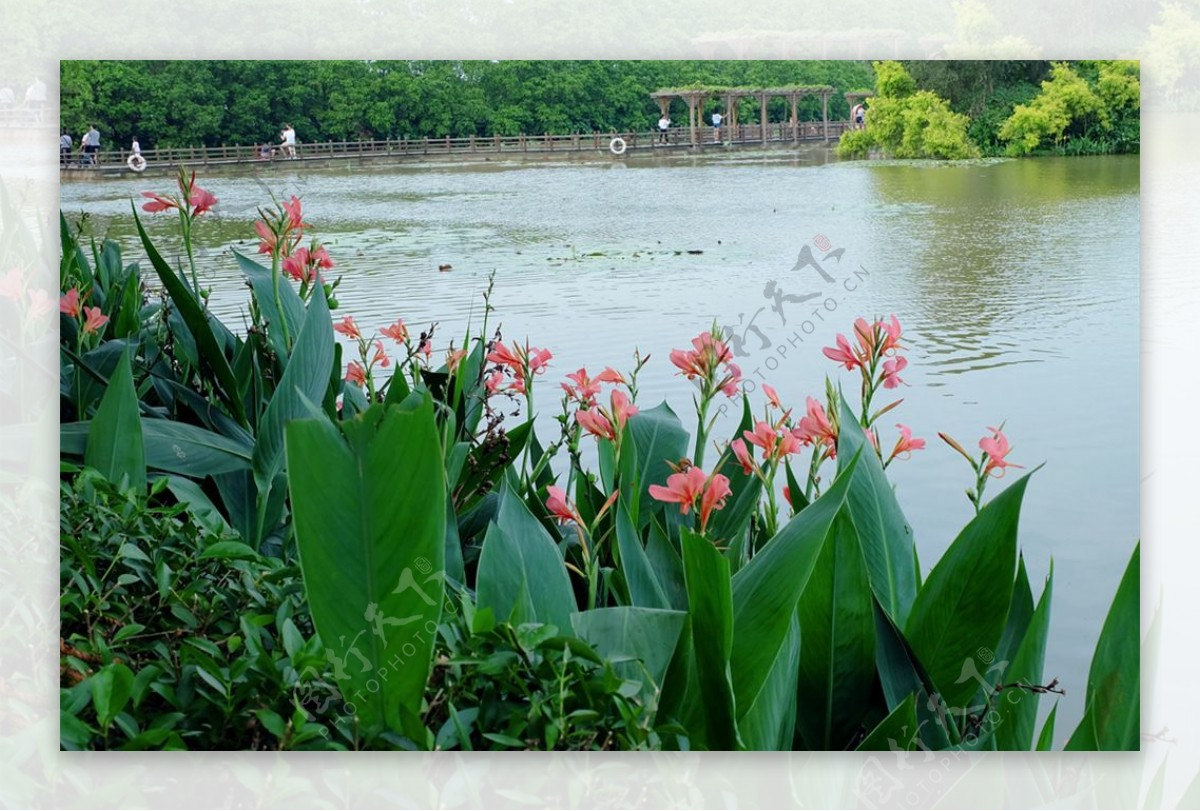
[59,60,1138,168]
[58,168,1139,751]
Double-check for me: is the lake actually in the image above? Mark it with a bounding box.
[60,146,1140,744]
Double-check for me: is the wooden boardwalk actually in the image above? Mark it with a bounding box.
[60,121,852,180]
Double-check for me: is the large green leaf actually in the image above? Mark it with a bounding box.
[628,401,689,526]
[234,251,306,358]
[995,563,1054,750]
[84,347,145,493]
[794,509,876,750]
[285,399,446,742]
[570,606,686,705]
[727,453,859,747]
[475,479,576,631]
[252,284,335,492]
[615,500,670,609]
[905,471,1032,711]
[1065,543,1139,751]
[856,693,919,751]
[645,517,688,611]
[63,419,253,477]
[836,399,918,626]
[133,206,245,425]
[873,597,954,750]
[681,528,741,750]
[1036,702,1058,751]
[736,611,801,750]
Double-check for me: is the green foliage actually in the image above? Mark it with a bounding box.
[60,60,875,148]
[999,61,1140,156]
[60,174,1139,752]
[838,61,979,160]
[60,468,344,750]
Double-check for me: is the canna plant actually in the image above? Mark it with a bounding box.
[60,174,1138,751]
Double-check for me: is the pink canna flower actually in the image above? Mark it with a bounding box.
[281,195,308,230]
[610,389,638,431]
[822,333,863,371]
[60,288,81,317]
[699,473,732,530]
[528,347,553,374]
[877,315,903,354]
[731,438,755,474]
[888,423,925,463]
[720,363,743,397]
[881,356,907,389]
[381,319,408,343]
[577,407,615,441]
[562,368,603,405]
[81,306,108,335]
[485,370,506,394]
[595,367,626,384]
[254,220,279,256]
[188,184,218,215]
[794,396,838,458]
[344,360,366,386]
[545,486,582,525]
[763,383,782,410]
[648,466,709,513]
[486,340,522,370]
[649,466,731,532]
[141,191,180,213]
[372,340,391,369]
[783,485,797,510]
[333,316,361,340]
[446,348,467,373]
[980,426,1023,478]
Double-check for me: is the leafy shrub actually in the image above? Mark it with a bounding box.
[837,62,979,160]
[59,467,344,750]
[999,61,1140,155]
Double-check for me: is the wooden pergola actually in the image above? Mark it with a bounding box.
[651,85,836,147]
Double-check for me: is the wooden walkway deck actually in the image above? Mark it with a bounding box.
[60,121,852,180]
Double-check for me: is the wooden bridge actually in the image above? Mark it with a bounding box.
[59,120,853,180]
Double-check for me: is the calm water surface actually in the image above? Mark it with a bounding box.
[61,147,1139,743]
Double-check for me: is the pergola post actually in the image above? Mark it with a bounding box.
[791,93,799,143]
[759,92,768,143]
[698,96,705,140]
[822,91,829,143]
[687,94,696,147]
[658,98,669,118]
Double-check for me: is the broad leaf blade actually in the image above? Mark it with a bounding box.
[681,528,740,750]
[615,500,670,609]
[286,400,446,742]
[856,693,919,751]
[995,563,1054,750]
[795,509,876,750]
[728,452,859,745]
[570,606,686,707]
[475,479,576,630]
[836,399,917,626]
[905,472,1032,711]
[1065,543,1139,751]
[84,347,145,493]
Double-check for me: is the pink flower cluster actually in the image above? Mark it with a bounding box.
[648,465,732,533]
[141,170,218,217]
[59,288,108,335]
[823,315,907,389]
[486,340,552,395]
[670,331,742,397]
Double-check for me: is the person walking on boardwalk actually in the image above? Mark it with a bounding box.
[81,124,100,166]
[657,113,671,144]
[711,110,723,142]
[60,130,72,167]
[280,123,297,158]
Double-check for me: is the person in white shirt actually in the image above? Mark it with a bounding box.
[280,123,297,158]
[131,137,142,156]
[60,131,72,167]
[82,125,101,166]
[25,77,46,122]
[657,114,670,144]
[712,111,723,142]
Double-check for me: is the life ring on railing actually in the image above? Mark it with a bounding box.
[609,137,627,156]
[127,153,147,172]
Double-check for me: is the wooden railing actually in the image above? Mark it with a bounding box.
[62,121,852,174]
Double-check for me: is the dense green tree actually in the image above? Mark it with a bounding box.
[998,61,1139,155]
[838,61,978,160]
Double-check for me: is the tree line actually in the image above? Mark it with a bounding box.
[59,60,876,150]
